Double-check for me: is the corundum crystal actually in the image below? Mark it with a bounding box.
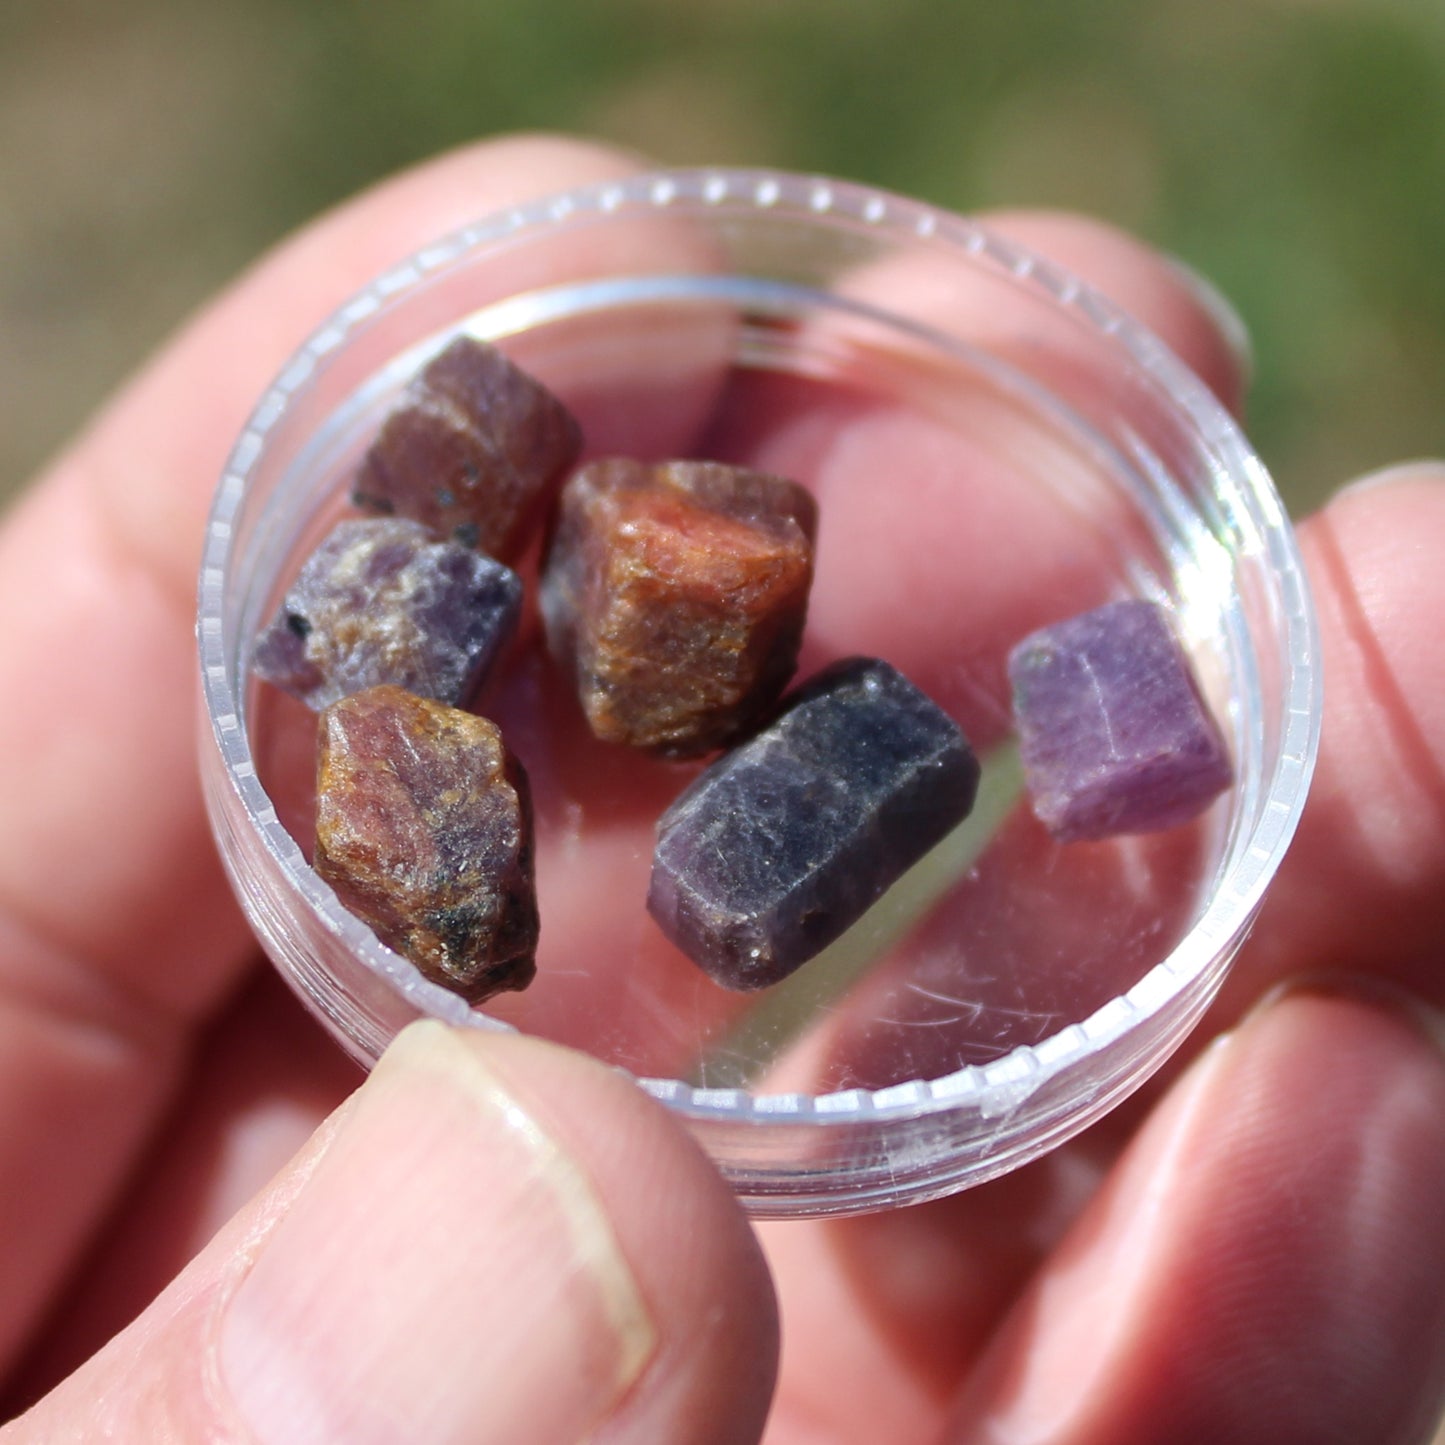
[315,685,538,1002]
[648,657,980,990]
[352,336,581,559]
[252,516,522,711]
[541,458,817,757]
[1008,598,1233,841]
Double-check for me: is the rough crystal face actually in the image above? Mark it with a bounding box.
[540,458,818,757]
[1008,598,1233,841]
[315,685,538,1002]
[648,657,980,990]
[252,516,522,711]
[352,336,582,560]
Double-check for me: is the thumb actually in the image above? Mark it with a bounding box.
[9,1022,778,1444]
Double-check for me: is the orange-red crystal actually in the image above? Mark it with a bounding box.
[541,458,817,757]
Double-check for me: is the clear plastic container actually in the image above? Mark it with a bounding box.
[197,168,1320,1217]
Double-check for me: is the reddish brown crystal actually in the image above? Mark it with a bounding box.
[540,458,818,757]
[352,336,582,561]
[315,685,538,1002]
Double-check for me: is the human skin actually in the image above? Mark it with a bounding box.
[1,136,1444,1444]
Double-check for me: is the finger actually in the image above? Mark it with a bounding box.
[4,971,358,1412]
[944,988,1445,1445]
[1221,462,1445,1011]
[0,134,668,1378]
[748,457,1445,1444]
[8,1024,778,1445]
[979,210,1252,416]
[755,1145,1108,1445]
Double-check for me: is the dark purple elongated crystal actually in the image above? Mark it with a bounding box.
[352,336,582,560]
[252,516,522,710]
[648,657,980,991]
[1008,598,1233,841]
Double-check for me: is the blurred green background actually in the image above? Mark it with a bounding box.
[4,0,1445,515]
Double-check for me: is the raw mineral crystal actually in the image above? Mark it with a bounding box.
[315,685,538,1002]
[541,458,818,757]
[351,336,582,560]
[1008,598,1233,841]
[648,657,980,990]
[252,516,522,711]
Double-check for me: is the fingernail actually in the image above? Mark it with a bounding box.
[1333,458,1445,501]
[1246,970,1445,1057]
[219,1021,656,1445]
[1164,254,1254,392]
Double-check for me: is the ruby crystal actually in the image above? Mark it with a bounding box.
[1008,599,1233,841]
[252,516,522,711]
[648,657,980,990]
[351,336,581,560]
[540,458,818,757]
[315,685,538,1002]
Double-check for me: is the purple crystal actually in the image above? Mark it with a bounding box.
[648,658,980,991]
[253,516,522,710]
[352,336,582,560]
[1008,599,1233,841]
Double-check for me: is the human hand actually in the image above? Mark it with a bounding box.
[2,136,1443,1444]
